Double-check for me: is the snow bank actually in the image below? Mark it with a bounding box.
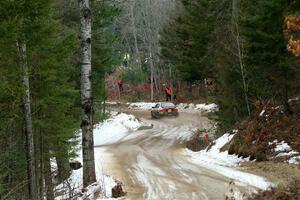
[55,137,121,200]
[94,112,142,146]
[55,112,140,199]
[55,166,118,200]
[105,101,119,105]
[128,102,157,110]
[127,102,218,112]
[269,140,300,165]
[177,103,218,112]
[185,133,273,190]
[288,156,300,165]
[55,149,120,199]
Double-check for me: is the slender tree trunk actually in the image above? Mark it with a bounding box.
[44,151,54,200]
[78,0,96,187]
[283,85,292,114]
[33,120,44,200]
[169,65,174,102]
[149,46,154,101]
[55,149,71,181]
[17,40,38,200]
[188,81,193,101]
[232,0,251,116]
[130,3,141,66]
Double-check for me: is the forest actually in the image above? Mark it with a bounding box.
[0,0,300,199]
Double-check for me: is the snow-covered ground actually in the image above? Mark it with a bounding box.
[184,133,273,191]
[127,102,218,112]
[54,111,275,199]
[269,140,300,165]
[55,112,143,200]
[94,112,142,146]
[127,102,157,110]
[177,103,218,112]
[55,143,120,200]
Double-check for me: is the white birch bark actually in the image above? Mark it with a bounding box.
[78,0,96,187]
[232,0,251,115]
[17,40,38,200]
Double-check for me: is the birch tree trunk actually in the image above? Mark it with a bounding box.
[17,40,38,200]
[232,0,250,115]
[79,0,96,187]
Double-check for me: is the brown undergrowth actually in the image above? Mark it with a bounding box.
[186,129,212,151]
[222,97,300,162]
[221,98,300,199]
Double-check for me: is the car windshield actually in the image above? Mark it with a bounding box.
[153,104,160,108]
[161,102,175,108]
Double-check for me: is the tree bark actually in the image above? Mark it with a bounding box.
[55,149,71,181]
[44,151,54,200]
[36,127,44,200]
[17,40,38,200]
[232,0,251,116]
[149,46,154,101]
[130,3,141,66]
[78,0,96,187]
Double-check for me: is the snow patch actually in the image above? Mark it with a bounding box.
[94,112,142,146]
[128,102,157,110]
[185,133,273,190]
[177,103,218,112]
[55,142,120,200]
[273,141,292,152]
[288,156,300,165]
[259,110,265,117]
[127,102,218,112]
[276,151,298,157]
[268,140,300,165]
[55,112,140,199]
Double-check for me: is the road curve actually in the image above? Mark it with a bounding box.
[96,111,251,200]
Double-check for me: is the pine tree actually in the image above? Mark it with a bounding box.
[160,0,217,99]
[212,0,253,131]
[0,0,79,198]
[92,0,121,120]
[240,0,299,112]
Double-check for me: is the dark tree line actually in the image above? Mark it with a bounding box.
[159,0,300,131]
[0,0,120,199]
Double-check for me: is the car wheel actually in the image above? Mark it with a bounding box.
[151,113,159,119]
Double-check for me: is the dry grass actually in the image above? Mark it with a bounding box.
[241,162,300,186]
[248,180,300,200]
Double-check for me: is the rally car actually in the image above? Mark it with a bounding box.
[151,102,179,119]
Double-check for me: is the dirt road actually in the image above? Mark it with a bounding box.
[96,111,253,200]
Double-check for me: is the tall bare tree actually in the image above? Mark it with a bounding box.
[16,39,38,200]
[232,0,250,115]
[78,0,96,187]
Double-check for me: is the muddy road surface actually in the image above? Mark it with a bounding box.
[96,111,253,200]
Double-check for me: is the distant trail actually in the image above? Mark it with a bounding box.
[96,111,253,200]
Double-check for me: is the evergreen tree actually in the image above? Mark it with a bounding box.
[160,0,217,98]
[0,0,79,198]
[213,0,252,131]
[92,0,121,120]
[240,0,299,112]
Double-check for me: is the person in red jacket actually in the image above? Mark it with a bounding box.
[117,79,123,92]
[165,86,172,101]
